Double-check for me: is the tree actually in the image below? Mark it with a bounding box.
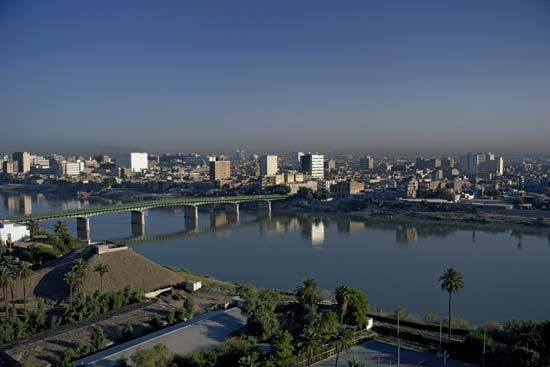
[64,270,77,303]
[300,324,323,366]
[335,285,351,324]
[319,311,340,339]
[314,188,331,201]
[120,324,134,342]
[270,330,295,367]
[26,219,40,237]
[347,361,365,367]
[439,267,464,342]
[19,262,32,313]
[333,325,354,367]
[93,263,109,293]
[345,289,369,329]
[184,296,194,318]
[132,344,173,367]
[54,220,68,238]
[91,325,107,351]
[0,264,11,318]
[295,278,321,310]
[71,258,87,296]
[296,187,314,200]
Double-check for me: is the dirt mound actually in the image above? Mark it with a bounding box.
[13,246,185,301]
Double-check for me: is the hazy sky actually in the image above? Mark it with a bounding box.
[1,0,550,155]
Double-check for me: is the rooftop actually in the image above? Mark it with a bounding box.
[74,307,246,366]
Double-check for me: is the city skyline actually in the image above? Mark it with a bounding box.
[1,0,550,154]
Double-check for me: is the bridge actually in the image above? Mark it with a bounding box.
[1,194,287,241]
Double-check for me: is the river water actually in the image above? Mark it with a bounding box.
[1,191,549,323]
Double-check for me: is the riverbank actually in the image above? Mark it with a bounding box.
[273,198,550,233]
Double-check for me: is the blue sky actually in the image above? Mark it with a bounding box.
[1,0,549,155]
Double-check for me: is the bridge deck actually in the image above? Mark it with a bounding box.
[1,194,287,222]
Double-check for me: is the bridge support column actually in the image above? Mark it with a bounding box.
[132,223,145,237]
[184,205,199,230]
[131,210,145,225]
[257,200,272,219]
[225,203,240,223]
[76,217,90,241]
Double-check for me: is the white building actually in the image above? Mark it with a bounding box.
[302,153,324,179]
[0,221,30,243]
[130,152,148,172]
[260,155,278,176]
[459,152,504,176]
[65,161,83,176]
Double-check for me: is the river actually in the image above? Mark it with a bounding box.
[1,191,549,323]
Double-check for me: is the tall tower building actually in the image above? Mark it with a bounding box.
[359,156,375,170]
[130,152,148,172]
[260,155,278,176]
[291,152,304,170]
[12,152,30,173]
[209,159,231,181]
[301,153,324,179]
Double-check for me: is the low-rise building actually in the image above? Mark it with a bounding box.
[0,221,30,243]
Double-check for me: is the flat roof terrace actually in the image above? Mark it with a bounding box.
[74,307,247,367]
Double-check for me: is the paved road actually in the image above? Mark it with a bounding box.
[312,340,477,367]
[73,307,247,366]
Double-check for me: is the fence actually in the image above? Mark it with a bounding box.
[296,328,375,367]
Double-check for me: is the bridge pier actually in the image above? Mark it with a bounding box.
[257,200,272,219]
[131,210,145,226]
[132,223,145,237]
[184,205,199,230]
[225,203,240,223]
[76,217,90,241]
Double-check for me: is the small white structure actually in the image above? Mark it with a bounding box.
[184,280,202,292]
[0,221,30,243]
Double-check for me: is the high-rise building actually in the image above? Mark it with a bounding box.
[359,156,375,170]
[2,160,18,175]
[209,159,231,181]
[441,157,455,170]
[415,157,441,170]
[12,152,30,173]
[459,152,503,176]
[234,149,246,162]
[479,156,504,176]
[65,161,83,176]
[130,152,148,172]
[291,152,304,170]
[324,159,336,173]
[260,155,278,176]
[301,153,324,179]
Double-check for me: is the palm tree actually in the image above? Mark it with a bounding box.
[64,270,78,303]
[335,285,351,324]
[0,264,10,318]
[93,263,109,293]
[333,325,354,367]
[439,267,464,342]
[72,258,87,296]
[19,262,32,313]
[26,219,40,237]
[54,220,68,238]
[295,278,321,308]
[300,325,323,365]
